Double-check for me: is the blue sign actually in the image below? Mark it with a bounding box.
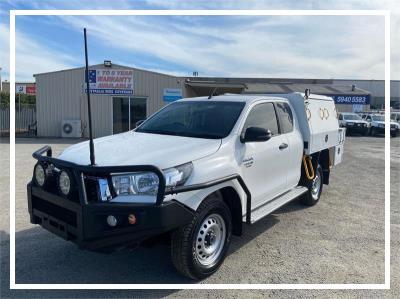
[163,88,182,102]
[85,88,133,95]
[329,94,370,105]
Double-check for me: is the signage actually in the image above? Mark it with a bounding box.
[26,86,36,94]
[16,84,26,94]
[163,88,182,102]
[85,69,133,95]
[352,104,364,112]
[330,94,370,105]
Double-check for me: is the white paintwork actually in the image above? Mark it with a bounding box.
[57,93,344,222]
[58,131,221,169]
[272,93,342,155]
[338,112,369,128]
[364,114,400,130]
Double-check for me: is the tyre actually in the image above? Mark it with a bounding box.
[171,193,232,280]
[370,127,376,136]
[300,164,323,206]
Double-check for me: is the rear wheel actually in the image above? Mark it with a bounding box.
[370,127,376,136]
[300,164,323,206]
[171,193,232,280]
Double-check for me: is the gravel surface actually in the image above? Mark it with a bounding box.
[0,136,399,298]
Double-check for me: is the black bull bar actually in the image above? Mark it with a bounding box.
[28,145,252,250]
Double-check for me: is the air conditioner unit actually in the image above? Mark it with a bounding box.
[61,119,81,138]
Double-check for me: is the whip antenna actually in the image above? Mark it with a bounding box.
[84,28,95,165]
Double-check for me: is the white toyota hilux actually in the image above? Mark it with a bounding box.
[28,92,345,279]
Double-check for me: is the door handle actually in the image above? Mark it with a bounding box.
[279,143,288,150]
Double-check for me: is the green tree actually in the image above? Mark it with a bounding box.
[0,92,10,106]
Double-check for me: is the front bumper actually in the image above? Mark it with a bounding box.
[28,183,194,251]
[346,124,368,134]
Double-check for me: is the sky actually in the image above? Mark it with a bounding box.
[0,0,399,82]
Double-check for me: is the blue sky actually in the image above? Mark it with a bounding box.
[1,0,399,81]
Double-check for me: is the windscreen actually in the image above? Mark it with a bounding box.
[344,114,362,120]
[372,115,385,121]
[136,101,246,139]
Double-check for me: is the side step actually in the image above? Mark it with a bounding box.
[249,186,308,224]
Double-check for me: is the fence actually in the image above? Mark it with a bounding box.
[0,104,37,136]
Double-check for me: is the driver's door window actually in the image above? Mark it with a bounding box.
[242,103,279,136]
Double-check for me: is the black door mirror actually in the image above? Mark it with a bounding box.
[241,127,272,143]
[135,119,145,128]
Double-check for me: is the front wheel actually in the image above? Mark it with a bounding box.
[171,193,232,280]
[300,164,323,206]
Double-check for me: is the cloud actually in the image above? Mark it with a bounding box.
[0,24,10,80]
[49,14,385,79]
[15,29,79,81]
[0,0,398,80]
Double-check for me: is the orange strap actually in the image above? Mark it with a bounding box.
[303,155,315,180]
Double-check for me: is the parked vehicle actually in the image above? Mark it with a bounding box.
[27,92,345,279]
[338,112,369,136]
[391,111,400,124]
[365,114,400,137]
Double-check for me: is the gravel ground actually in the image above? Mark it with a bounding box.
[0,136,399,298]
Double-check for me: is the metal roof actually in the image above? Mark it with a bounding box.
[244,83,370,95]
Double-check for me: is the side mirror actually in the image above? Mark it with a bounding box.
[135,119,145,128]
[241,127,272,143]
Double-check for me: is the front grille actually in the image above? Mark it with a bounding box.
[32,195,77,227]
[391,124,396,129]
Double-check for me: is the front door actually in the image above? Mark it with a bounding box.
[113,97,147,134]
[240,102,290,208]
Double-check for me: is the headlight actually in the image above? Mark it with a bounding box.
[112,172,160,196]
[59,170,71,195]
[163,162,193,188]
[34,163,46,186]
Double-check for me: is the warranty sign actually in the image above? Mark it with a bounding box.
[85,69,134,95]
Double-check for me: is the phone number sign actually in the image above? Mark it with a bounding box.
[330,94,370,105]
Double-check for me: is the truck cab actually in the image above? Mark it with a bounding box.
[27,92,345,280]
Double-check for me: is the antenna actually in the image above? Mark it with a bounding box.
[208,86,218,99]
[84,28,95,166]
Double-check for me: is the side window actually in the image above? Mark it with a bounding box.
[338,114,343,120]
[366,116,371,121]
[275,102,293,133]
[242,103,279,135]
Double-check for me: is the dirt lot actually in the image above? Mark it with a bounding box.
[0,136,399,298]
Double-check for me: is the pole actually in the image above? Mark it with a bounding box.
[84,28,95,165]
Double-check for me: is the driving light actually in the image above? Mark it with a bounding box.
[107,215,117,227]
[34,163,46,186]
[112,172,159,196]
[163,162,193,188]
[59,170,71,195]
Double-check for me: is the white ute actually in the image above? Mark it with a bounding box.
[29,92,345,280]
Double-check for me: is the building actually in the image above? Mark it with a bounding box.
[33,61,399,138]
[1,81,36,94]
